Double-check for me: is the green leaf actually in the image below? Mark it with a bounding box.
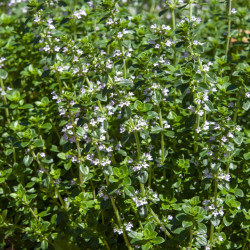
[147,111,158,119]
[234,188,244,197]
[182,221,193,228]
[138,171,148,184]
[242,101,250,111]
[117,79,133,86]
[0,69,8,79]
[96,93,107,101]
[151,125,163,134]
[23,155,33,167]
[143,103,153,112]
[57,152,66,160]
[243,152,250,160]
[152,236,165,244]
[167,111,177,120]
[122,177,131,186]
[33,139,44,148]
[41,240,48,250]
[141,242,151,250]
[80,165,89,176]
[196,234,207,246]
[124,186,135,197]
[223,216,233,226]
[19,104,33,109]
[233,136,243,146]
[134,100,144,111]
[41,123,52,130]
[197,223,207,234]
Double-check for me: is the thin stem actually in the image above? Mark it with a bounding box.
[242,229,249,250]
[233,87,241,124]
[171,5,177,65]
[147,205,173,239]
[158,105,166,179]
[189,0,192,21]
[55,70,62,94]
[225,0,232,61]
[31,151,68,211]
[189,224,193,249]
[28,207,39,223]
[95,145,132,249]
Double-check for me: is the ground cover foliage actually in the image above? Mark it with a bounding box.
[0,0,249,249]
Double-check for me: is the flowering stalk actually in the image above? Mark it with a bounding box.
[73,0,77,41]
[85,76,117,164]
[189,0,193,21]
[95,145,132,250]
[225,0,232,61]
[170,1,177,65]
[70,115,84,185]
[194,103,200,153]
[31,151,68,211]
[210,169,219,249]
[158,104,166,180]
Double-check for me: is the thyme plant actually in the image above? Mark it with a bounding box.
[0,0,249,249]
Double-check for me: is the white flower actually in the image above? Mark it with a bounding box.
[235,125,242,131]
[34,16,40,22]
[198,110,204,116]
[221,136,227,142]
[166,40,172,47]
[163,88,169,96]
[168,215,173,220]
[125,222,133,231]
[196,127,201,133]
[40,152,46,157]
[203,65,210,72]
[218,235,223,241]
[117,32,123,38]
[231,8,237,14]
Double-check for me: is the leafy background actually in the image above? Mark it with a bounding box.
[0,0,249,249]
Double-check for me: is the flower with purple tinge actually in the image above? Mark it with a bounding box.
[166,40,172,47]
[224,174,231,182]
[71,156,77,162]
[114,228,123,234]
[197,110,204,116]
[128,158,133,163]
[231,8,237,14]
[40,152,46,158]
[221,136,227,142]
[54,178,61,185]
[125,222,133,231]
[168,215,173,220]
[235,125,242,131]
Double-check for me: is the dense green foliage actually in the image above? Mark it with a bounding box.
[0,0,249,249]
